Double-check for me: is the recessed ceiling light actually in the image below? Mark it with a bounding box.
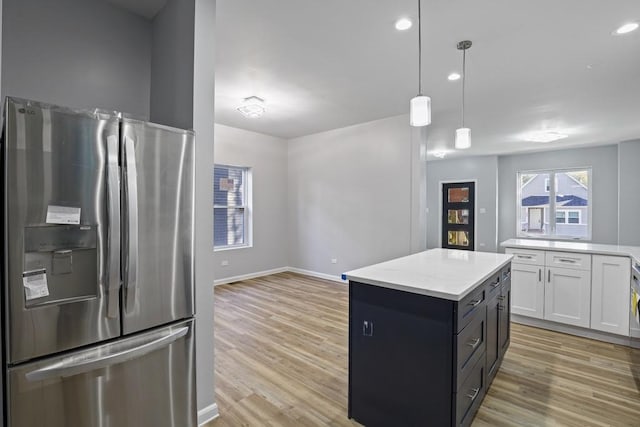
[237,96,265,118]
[614,22,639,35]
[524,131,569,143]
[395,18,412,31]
[448,72,461,81]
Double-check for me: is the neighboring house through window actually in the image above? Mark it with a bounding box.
[214,165,251,250]
[517,168,591,240]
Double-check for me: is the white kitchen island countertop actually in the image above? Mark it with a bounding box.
[501,239,640,265]
[343,248,513,301]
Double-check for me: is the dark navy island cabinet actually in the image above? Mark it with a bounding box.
[348,264,511,427]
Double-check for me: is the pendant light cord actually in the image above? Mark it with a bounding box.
[418,0,422,95]
[461,47,466,127]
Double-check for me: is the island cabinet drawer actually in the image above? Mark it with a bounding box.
[456,285,486,333]
[454,309,486,390]
[485,271,503,299]
[505,248,545,265]
[545,251,591,271]
[455,355,486,427]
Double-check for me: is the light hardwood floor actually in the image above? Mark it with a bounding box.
[207,272,640,427]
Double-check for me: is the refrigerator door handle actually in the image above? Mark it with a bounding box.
[106,135,121,318]
[25,326,189,382]
[124,136,139,313]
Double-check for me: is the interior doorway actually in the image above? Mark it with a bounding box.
[441,182,475,251]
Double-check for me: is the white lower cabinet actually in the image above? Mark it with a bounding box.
[511,264,544,319]
[544,267,591,328]
[591,255,631,335]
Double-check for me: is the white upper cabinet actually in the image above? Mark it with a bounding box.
[591,255,631,336]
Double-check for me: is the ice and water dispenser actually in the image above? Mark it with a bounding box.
[22,224,98,307]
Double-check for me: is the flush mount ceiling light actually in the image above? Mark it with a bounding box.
[431,150,448,158]
[237,96,265,118]
[524,131,569,143]
[448,72,461,81]
[409,0,431,127]
[454,40,472,149]
[614,22,639,35]
[395,18,412,31]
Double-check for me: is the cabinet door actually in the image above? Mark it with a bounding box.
[544,267,591,328]
[591,255,631,335]
[486,294,500,383]
[511,264,544,319]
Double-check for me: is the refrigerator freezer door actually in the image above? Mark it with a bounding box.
[3,98,121,364]
[8,319,196,427]
[121,119,194,334]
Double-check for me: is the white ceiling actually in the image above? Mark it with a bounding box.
[105,0,167,19]
[215,0,640,158]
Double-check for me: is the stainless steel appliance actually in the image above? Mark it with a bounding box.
[631,261,640,348]
[1,97,196,426]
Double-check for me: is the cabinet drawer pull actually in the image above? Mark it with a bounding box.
[466,337,481,349]
[467,299,483,308]
[558,258,577,264]
[491,278,501,288]
[466,387,480,401]
[517,254,533,259]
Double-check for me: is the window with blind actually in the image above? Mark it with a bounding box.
[214,165,251,250]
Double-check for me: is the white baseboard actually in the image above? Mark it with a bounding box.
[286,267,347,283]
[198,402,219,426]
[214,266,347,286]
[214,267,288,286]
[512,314,634,347]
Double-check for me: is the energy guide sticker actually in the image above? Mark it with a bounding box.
[46,205,81,225]
[23,269,49,301]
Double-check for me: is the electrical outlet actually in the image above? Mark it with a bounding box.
[331,258,338,264]
[221,260,229,266]
[479,207,487,214]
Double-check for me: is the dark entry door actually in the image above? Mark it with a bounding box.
[442,182,475,251]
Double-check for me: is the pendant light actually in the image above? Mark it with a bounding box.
[455,40,472,149]
[409,0,431,127]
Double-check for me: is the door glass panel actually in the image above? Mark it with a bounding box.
[447,209,469,225]
[448,187,469,203]
[448,231,470,247]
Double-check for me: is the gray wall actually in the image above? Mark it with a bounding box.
[287,115,416,276]
[498,145,619,246]
[193,0,217,422]
[150,0,194,129]
[426,156,499,252]
[618,139,640,245]
[1,0,151,117]
[213,124,289,281]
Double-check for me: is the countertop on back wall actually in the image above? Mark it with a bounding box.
[501,238,640,265]
[344,248,513,301]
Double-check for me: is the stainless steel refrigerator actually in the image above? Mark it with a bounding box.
[0,97,196,426]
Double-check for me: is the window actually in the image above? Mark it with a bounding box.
[517,168,591,240]
[544,177,558,192]
[555,210,581,225]
[214,165,251,250]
